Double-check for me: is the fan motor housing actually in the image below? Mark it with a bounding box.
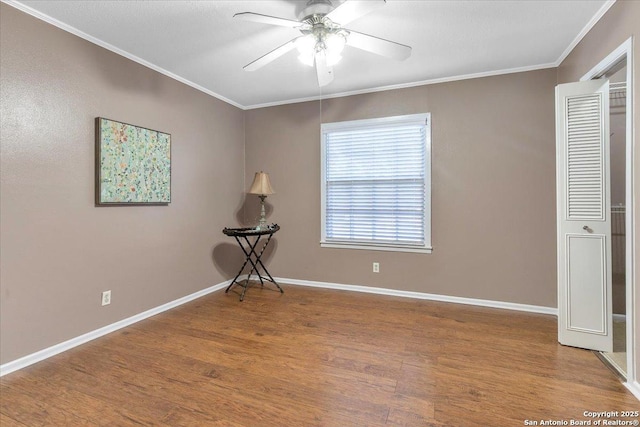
[299,0,334,21]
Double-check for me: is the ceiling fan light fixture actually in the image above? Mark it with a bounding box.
[295,29,347,67]
[324,31,346,66]
[295,34,316,66]
[325,31,346,55]
[295,34,316,53]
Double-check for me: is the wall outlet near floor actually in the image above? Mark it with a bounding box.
[373,262,380,273]
[101,290,111,306]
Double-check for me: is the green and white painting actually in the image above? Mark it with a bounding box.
[96,117,171,205]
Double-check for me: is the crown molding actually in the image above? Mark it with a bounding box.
[554,0,616,66]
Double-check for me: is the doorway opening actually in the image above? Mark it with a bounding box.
[600,60,628,377]
[579,39,635,385]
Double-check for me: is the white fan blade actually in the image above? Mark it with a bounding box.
[315,51,334,87]
[326,0,386,25]
[346,30,411,61]
[244,38,300,71]
[234,12,308,29]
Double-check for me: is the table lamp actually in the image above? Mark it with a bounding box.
[248,171,275,230]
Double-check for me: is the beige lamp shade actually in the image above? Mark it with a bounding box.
[248,171,275,195]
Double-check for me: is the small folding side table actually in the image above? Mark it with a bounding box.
[222,224,283,301]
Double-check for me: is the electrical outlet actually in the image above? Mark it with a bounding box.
[373,262,380,273]
[101,290,111,306]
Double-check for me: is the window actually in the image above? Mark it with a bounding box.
[321,113,431,253]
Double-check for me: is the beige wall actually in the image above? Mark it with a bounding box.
[557,0,640,384]
[0,4,245,364]
[245,68,558,308]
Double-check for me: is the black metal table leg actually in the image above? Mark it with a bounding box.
[225,237,251,294]
[253,234,284,294]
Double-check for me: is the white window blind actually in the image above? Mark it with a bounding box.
[321,114,431,253]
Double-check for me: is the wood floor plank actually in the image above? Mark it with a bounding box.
[0,411,30,427]
[1,284,638,426]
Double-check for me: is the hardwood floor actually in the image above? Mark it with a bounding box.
[1,284,638,426]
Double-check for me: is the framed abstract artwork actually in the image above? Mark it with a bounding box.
[95,117,171,206]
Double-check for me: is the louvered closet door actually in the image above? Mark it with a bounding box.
[556,79,612,352]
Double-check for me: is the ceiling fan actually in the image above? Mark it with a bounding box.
[234,0,412,87]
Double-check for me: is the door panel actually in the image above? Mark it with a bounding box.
[556,79,612,352]
[567,234,607,335]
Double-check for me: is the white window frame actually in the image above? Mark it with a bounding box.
[320,113,432,253]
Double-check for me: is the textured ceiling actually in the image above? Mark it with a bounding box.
[8,0,612,109]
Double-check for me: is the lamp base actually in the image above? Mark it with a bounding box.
[257,195,267,230]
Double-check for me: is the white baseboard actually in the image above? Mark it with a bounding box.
[0,280,232,377]
[625,380,640,401]
[4,274,635,401]
[275,277,558,316]
[0,275,559,377]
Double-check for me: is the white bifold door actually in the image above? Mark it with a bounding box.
[556,79,612,352]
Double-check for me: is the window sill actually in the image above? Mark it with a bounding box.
[320,242,433,254]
